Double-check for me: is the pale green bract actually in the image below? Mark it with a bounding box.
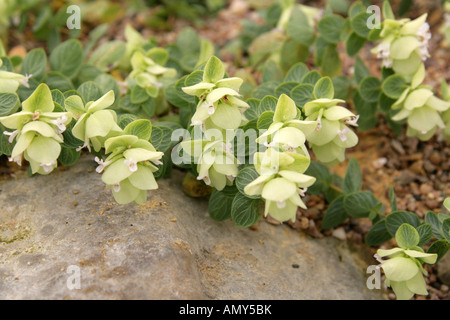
[98,134,164,204]
[181,56,249,131]
[0,67,30,93]
[0,83,71,174]
[303,98,359,166]
[376,224,437,300]
[180,132,240,191]
[244,94,316,223]
[65,90,122,152]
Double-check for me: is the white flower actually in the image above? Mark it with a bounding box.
[32,111,40,120]
[3,129,19,143]
[203,102,215,115]
[124,157,138,172]
[344,115,359,127]
[21,74,33,88]
[51,115,68,133]
[40,160,56,173]
[298,187,308,197]
[276,200,286,209]
[316,120,322,131]
[445,13,450,27]
[337,127,350,142]
[152,159,163,165]
[94,156,110,173]
[227,174,236,182]
[222,142,233,154]
[417,23,431,61]
[113,183,121,192]
[151,80,163,89]
[117,81,128,95]
[376,43,393,68]
[8,155,22,166]
[197,174,211,185]
[76,140,91,152]
[282,143,297,153]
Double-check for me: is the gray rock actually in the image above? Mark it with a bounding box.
[0,155,385,299]
[437,252,450,286]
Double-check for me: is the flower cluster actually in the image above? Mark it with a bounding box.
[372,13,430,79]
[303,98,359,166]
[0,83,71,174]
[127,50,176,98]
[391,83,450,141]
[180,131,239,191]
[375,224,437,300]
[97,134,164,204]
[65,90,122,152]
[244,95,316,223]
[182,56,249,131]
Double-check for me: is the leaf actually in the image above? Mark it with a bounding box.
[286,6,315,46]
[291,83,314,107]
[359,76,381,102]
[389,186,397,212]
[427,240,450,263]
[382,0,395,19]
[257,111,274,130]
[321,45,342,77]
[443,218,450,242]
[346,32,366,57]
[45,71,74,92]
[302,71,322,86]
[343,191,381,218]
[382,74,408,99]
[58,146,81,166]
[274,82,298,98]
[386,210,420,237]
[208,186,238,221]
[235,166,261,199]
[124,119,152,141]
[318,14,345,44]
[365,219,392,246]
[88,40,126,72]
[21,48,47,82]
[262,60,283,84]
[343,158,362,194]
[395,223,420,249]
[322,196,348,230]
[0,93,20,116]
[257,95,278,115]
[77,81,103,103]
[284,63,309,83]
[354,56,370,85]
[425,211,444,240]
[416,224,433,247]
[231,193,261,228]
[131,85,150,104]
[313,77,334,100]
[305,161,331,195]
[351,11,372,38]
[150,125,174,152]
[49,39,83,79]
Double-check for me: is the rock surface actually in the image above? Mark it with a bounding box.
[0,155,385,299]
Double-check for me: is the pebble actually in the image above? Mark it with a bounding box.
[332,227,347,241]
[419,184,433,195]
[430,152,441,165]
